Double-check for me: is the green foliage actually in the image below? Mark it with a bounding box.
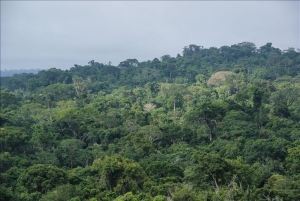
[91,155,147,195]
[40,184,81,201]
[0,126,29,154]
[190,152,233,191]
[145,161,183,183]
[217,110,256,140]
[55,139,92,168]
[1,42,299,200]
[0,92,21,110]
[16,164,68,195]
[286,145,300,175]
[185,101,227,141]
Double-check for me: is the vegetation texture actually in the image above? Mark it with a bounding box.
[1,42,300,201]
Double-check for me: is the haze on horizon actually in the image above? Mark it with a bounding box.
[1,1,299,70]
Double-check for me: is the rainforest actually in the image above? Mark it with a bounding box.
[1,42,300,201]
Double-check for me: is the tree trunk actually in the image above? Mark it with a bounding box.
[211,174,220,193]
[173,99,176,120]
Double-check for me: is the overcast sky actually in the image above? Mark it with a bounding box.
[1,1,299,70]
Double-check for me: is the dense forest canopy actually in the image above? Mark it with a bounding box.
[1,42,300,200]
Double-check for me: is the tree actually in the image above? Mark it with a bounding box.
[151,58,161,69]
[216,109,258,140]
[190,152,233,192]
[91,155,147,195]
[185,101,227,141]
[166,63,176,79]
[26,77,42,91]
[145,161,183,183]
[72,75,91,103]
[56,107,88,140]
[195,73,208,86]
[207,71,234,87]
[145,82,160,98]
[252,87,263,110]
[169,184,198,201]
[0,126,29,154]
[160,55,172,62]
[182,44,202,57]
[55,139,92,168]
[40,184,81,201]
[39,68,64,85]
[119,59,139,67]
[270,85,300,107]
[143,103,156,112]
[88,60,95,66]
[285,145,300,175]
[273,102,291,118]
[34,83,76,105]
[0,92,21,110]
[259,42,281,56]
[243,137,290,164]
[16,164,69,194]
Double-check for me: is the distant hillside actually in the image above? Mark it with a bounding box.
[1,42,300,201]
[0,68,45,77]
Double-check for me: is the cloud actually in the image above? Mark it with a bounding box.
[1,1,299,69]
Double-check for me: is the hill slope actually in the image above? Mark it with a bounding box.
[1,42,300,201]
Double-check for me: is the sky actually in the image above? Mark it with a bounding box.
[1,1,299,70]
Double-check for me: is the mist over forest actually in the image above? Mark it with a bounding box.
[1,42,300,200]
[1,69,44,77]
